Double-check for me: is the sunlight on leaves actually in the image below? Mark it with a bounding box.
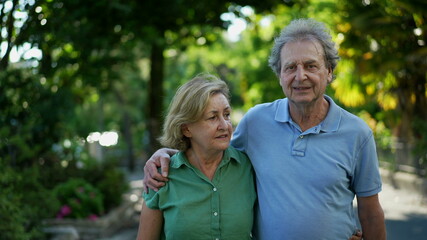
[332,60,366,107]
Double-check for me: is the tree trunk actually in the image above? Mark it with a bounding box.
[114,89,135,171]
[147,41,165,156]
[122,109,135,171]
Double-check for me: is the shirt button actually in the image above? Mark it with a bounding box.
[213,212,218,216]
[299,135,304,139]
[213,187,217,192]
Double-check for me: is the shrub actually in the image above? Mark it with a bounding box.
[0,162,60,240]
[53,178,104,219]
[81,160,130,211]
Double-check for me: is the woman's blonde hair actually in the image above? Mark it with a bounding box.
[158,73,230,151]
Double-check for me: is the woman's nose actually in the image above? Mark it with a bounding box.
[218,116,228,129]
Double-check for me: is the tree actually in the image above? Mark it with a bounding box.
[127,0,280,155]
[335,0,427,171]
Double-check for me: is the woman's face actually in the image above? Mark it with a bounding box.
[183,93,232,154]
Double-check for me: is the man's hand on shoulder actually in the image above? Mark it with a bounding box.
[143,148,178,193]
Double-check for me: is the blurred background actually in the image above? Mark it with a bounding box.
[1,0,426,239]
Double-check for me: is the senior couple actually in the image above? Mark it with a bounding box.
[137,18,386,240]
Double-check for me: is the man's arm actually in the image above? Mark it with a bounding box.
[357,194,386,240]
[136,201,163,240]
[143,148,178,192]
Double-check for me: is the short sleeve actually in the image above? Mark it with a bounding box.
[143,189,161,210]
[231,113,249,153]
[353,132,382,197]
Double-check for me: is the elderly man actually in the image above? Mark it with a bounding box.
[143,18,386,240]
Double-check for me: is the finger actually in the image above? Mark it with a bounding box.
[144,158,169,181]
[145,177,165,192]
[144,162,164,181]
[143,168,167,191]
[348,229,362,240]
[143,180,150,194]
[160,157,170,177]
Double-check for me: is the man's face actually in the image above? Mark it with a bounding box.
[279,39,332,106]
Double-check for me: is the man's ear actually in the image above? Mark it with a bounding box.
[327,67,333,84]
[182,124,191,138]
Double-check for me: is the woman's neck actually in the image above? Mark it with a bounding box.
[186,148,223,180]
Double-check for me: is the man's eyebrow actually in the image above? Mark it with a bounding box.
[283,61,296,67]
[304,59,318,64]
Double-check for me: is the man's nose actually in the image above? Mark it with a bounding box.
[295,65,307,81]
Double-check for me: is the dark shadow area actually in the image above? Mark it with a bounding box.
[385,213,427,240]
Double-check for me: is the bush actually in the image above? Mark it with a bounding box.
[53,178,104,219]
[0,162,60,240]
[80,160,130,211]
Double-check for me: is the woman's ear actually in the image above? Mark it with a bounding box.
[182,124,191,138]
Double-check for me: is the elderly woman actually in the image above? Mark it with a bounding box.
[136,74,256,240]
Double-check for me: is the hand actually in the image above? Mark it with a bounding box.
[348,229,362,240]
[142,148,177,193]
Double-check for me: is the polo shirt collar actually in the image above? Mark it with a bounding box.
[274,95,341,132]
[171,147,242,169]
[275,98,291,123]
[321,95,341,132]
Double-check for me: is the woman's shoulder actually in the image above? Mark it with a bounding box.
[227,146,251,164]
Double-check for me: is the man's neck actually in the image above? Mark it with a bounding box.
[289,97,330,132]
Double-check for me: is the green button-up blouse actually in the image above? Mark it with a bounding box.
[144,146,256,240]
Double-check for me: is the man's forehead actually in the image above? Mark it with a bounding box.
[280,40,325,62]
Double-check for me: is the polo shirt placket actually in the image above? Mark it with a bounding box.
[291,125,321,157]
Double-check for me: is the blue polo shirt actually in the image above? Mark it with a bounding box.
[144,146,256,240]
[231,95,382,240]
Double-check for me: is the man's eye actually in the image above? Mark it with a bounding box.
[284,66,295,73]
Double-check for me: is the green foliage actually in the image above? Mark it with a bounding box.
[0,165,31,240]
[335,0,427,153]
[78,160,130,211]
[37,156,130,214]
[53,178,104,219]
[0,162,59,240]
[413,118,427,171]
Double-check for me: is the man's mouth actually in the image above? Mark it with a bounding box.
[293,86,310,90]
